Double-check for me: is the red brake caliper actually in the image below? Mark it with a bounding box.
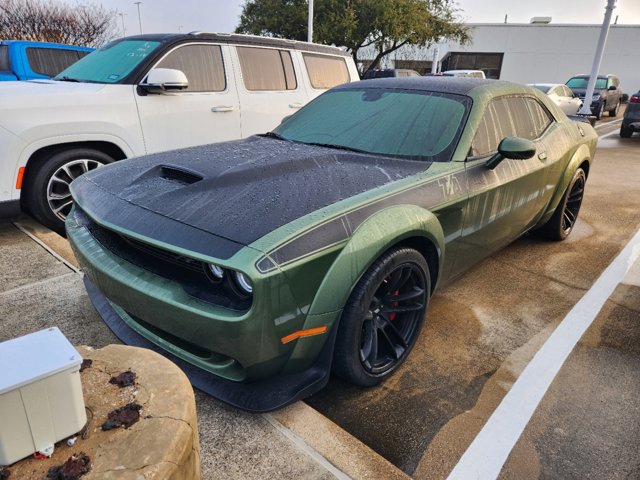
[389,290,399,321]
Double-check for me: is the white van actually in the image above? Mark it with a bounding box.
[0,33,360,233]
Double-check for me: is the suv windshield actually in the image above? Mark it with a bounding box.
[54,39,161,83]
[273,88,471,162]
[566,77,607,90]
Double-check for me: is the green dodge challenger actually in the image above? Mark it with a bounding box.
[66,77,598,411]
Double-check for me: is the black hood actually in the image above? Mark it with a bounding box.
[72,136,429,250]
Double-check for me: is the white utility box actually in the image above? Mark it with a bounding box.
[0,327,86,466]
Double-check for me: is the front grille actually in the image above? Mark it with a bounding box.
[76,207,252,312]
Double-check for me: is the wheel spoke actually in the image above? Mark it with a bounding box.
[384,303,424,314]
[381,314,408,348]
[52,199,73,214]
[48,191,72,201]
[379,327,405,360]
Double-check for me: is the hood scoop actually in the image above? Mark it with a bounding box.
[159,166,203,185]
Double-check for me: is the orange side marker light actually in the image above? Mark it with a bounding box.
[16,166,25,189]
[281,326,328,344]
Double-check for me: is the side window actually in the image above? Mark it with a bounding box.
[561,86,572,97]
[303,53,349,89]
[471,96,553,157]
[237,46,297,91]
[525,98,554,138]
[156,44,225,92]
[0,46,9,70]
[26,48,89,77]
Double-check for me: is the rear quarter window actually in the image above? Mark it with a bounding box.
[237,46,297,91]
[303,53,350,89]
[26,47,89,77]
[0,46,9,70]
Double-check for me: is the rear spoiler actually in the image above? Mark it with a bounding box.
[568,115,596,127]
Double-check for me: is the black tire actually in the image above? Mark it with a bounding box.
[536,168,586,241]
[620,124,633,138]
[608,100,620,117]
[593,102,604,120]
[23,148,113,235]
[333,247,430,387]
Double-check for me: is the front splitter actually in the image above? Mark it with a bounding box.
[83,275,335,412]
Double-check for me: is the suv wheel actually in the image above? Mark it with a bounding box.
[24,148,113,235]
[594,102,604,120]
[609,100,620,117]
[620,124,633,138]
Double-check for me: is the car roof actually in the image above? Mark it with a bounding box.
[528,83,560,88]
[115,32,351,57]
[336,76,512,95]
[0,39,93,50]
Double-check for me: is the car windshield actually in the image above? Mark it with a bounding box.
[272,88,471,162]
[566,77,607,90]
[54,39,161,83]
[531,85,551,93]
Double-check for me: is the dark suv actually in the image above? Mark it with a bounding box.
[620,90,639,138]
[566,74,623,120]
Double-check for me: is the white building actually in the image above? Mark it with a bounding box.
[370,21,640,91]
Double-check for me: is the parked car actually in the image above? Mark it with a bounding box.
[528,83,582,115]
[565,74,623,120]
[0,33,359,233]
[66,77,598,411]
[620,90,640,138]
[442,70,486,79]
[0,40,92,81]
[363,68,421,79]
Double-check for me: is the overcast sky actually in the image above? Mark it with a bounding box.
[95,0,640,37]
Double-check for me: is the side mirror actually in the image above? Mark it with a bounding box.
[140,68,188,94]
[486,137,536,169]
[608,85,617,91]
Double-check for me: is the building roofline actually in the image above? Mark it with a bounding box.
[465,22,640,28]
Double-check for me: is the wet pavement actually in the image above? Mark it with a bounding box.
[307,116,640,478]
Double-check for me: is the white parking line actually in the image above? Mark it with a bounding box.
[598,129,623,141]
[595,118,623,129]
[446,228,640,480]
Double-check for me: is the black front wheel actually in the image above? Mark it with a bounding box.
[333,248,430,386]
[536,168,586,241]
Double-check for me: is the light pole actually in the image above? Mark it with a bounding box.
[118,12,127,36]
[579,0,617,115]
[134,2,143,35]
[308,0,313,43]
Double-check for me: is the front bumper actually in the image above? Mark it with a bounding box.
[83,276,336,412]
[66,205,338,410]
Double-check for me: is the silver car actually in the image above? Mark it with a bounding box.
[529,83,582,115]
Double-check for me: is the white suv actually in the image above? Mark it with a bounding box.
[0,33,359,233]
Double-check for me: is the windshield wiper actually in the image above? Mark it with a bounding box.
[303,142,370,154]
[261,131,287,141]
[56,76,80,82]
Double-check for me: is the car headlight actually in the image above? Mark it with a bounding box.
[234,272,253,295]
[207,263,224,279]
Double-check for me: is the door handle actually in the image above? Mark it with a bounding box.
[289,103,303,109]
[538,152,547,161]
[211,106,235,113]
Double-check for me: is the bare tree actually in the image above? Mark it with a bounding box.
[0,0,119,47]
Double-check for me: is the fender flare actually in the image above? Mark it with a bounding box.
[536,143,592,227]
[283,204,444,372]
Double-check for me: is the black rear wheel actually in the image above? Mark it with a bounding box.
[620,124,633,138]
[536,168,586,241]
[333,247,430,386]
